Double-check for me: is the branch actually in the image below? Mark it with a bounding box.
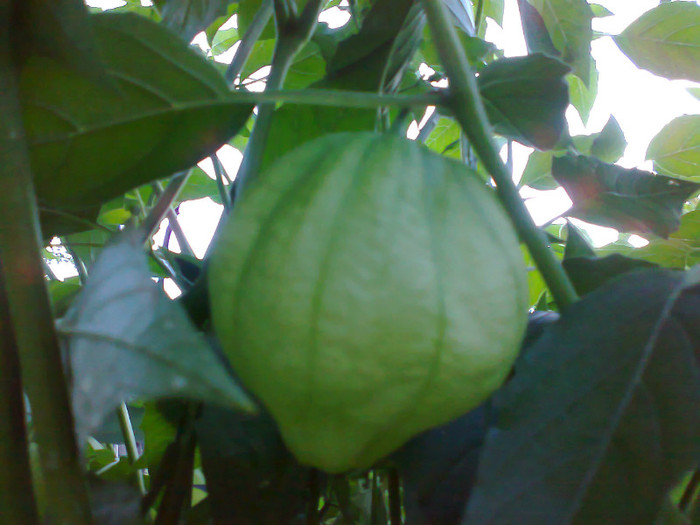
[226,0,274,85]
[138,171,190,244]
[419,0,578,311]
[0,7,91,523]
[227,88,442,109]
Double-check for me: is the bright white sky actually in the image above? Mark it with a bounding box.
[78,0,700,278]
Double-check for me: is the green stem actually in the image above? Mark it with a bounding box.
[0,8,91,523]
[228,88,441,109]
[139,171,190,244]
[117,403,147,495]
[153,181,195,258]
[420,0,578,311]
[0,260,39,525]
[234,0,334,197]
[226,0,274,85]
[212,155,233,211]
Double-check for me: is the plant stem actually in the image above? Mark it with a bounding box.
[139,171,190,244]
[0,8,92,523]
[0,260,39,525]
[387,468,402,525]
[420,0,578,311]
[117,403,147,495]
[226,0,274,85]
[680,468,700,513]
[234,0,334,197]
[227,88,442,109]
[152,181,196,258]
[212,155,233,211]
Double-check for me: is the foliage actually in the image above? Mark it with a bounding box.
[0,0,699,524]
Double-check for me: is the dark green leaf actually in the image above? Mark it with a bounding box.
[647,115,700,182]
[563,221,595,259]
[590,115,626,163]
[48,276,82,318]
[59,232,255,440]
[615,2,700,83]
[479,54,570,150]
[563,254,658,296]
[552,154,700,237]
[466,268,700,524]
[394,405,493,525]
[520,0,593,83]
[91,406,145,443]
[11,0,108,85]
[155,0,237,42]
[196,403,313,524]
[21,13,252,218]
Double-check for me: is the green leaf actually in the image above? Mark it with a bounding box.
[590,3,613,18]
[563,254,657,296]
[466,268,700,524]
[522,0,593,83]
[155,0,238,42]
[590,115,626,163]
[647,115,700,182]
[615,2,700,83]
[59,233,255,440]
[176,167,222,205]
[567,62,598,125]
[21,13,252,219]
[599,210,700,269]
[479,54,571,150]
[519,151,557,190]
[484,0,505,27]
[423,116,462,159]
[237,0,275,41]
[48,276,82,318]
[552,154,700,238]
[261,0,424,169]
[517,0,560,58]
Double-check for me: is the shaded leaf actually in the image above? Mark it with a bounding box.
[466,268,700,524]
[647,115,700,182]
[393,405,493,525]
[521,0,593,83]
[615,2,700,83]
[443,0,475,35]
[176,167,222,205]
[563,221,595,259]
[553,154,700,238]
[563,254,658,296]
[11,0,108,84]
[599,210,700,269]
[590,115,626,163]
[479,54,570,150]
[21,13,252,219]
[154,0,237,42]
[59,232,254,440]
[196,403,313,525]
[90,478,141,525]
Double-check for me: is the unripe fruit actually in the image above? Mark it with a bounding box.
[210,132,528,473]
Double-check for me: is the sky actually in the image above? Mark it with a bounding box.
[77,0,700,272]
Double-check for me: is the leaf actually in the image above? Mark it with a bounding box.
[21,13,252,219]
[552,154,700,238]
[590,4,613,18]
[11,0,108,85]
[522,0,593,83]
[196,403,313,524]
[517,0,560,58]
[58,232,255,440]
[483,0,505,27]
[176,167,222,205]
[563,221,595,259]
[567,62,598,125]
[393,405,493,525]
[154,0,237,42]
[465,268,700,524]
[423,116,462,159]
[519,151,557,190]
[590,115,626,163]
[599,210,700,270]
[647,115,700,182]
[261,0,424,170]
[615,2,700,83]
[443,0,475,35]
[563,255,658,296]
[479,54,570,150]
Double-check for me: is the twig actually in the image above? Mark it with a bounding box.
[226,0,274,85]
[117,403,147,495]
[138,171,190,245]
[420,0,578,311]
